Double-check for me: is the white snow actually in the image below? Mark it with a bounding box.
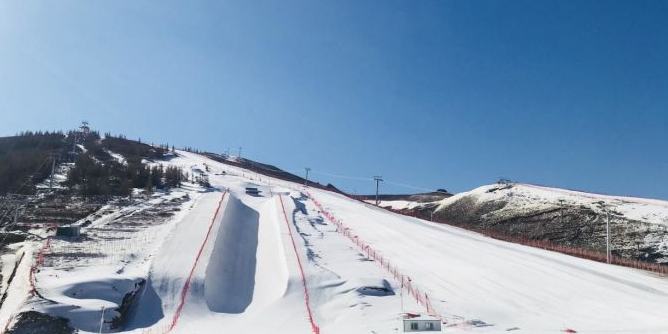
[105,149,127,165]
[436,183,668,227]
[3,151,668,334]
[0,244,35,329]
[366,199,429,211]
[309,187,668,333]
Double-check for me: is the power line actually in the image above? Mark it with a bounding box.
[384,180,433,192]
[0,131,53,206]
[215,156,434,193]
[48,153,61,190]
[309,170,374,181]
[0,155,52,213]
[309,170,433,192]
[211,154,434,192]
[0,196,28,249]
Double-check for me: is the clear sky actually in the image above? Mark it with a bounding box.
[1,0,667,199]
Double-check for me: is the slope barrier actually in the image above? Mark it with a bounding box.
[1,233,53,334]
[140,190,228,334]
[305,191,442,322]
[276,193,321,334]
[383,205,668,275]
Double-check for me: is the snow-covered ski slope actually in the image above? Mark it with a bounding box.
[309,188,668,333]
[140,152,406,334]
[15,150,668,334]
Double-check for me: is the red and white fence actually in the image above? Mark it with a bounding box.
[165,191,228,332]
[1,233,54,334]
[276,194,321,334]
[305,191,442,321]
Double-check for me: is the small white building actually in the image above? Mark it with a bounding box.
[403,314,441,332]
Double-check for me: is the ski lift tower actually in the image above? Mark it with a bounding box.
[80,121,91,135]
[69,121,90,160]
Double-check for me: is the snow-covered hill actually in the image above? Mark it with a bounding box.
[2,151,668,334]
[430,183,668,264]
[438,183,668,226]
[373,183,668,264]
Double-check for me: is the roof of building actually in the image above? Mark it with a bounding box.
[402,313,441,321]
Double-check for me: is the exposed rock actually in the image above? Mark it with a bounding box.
[7,311,75,334]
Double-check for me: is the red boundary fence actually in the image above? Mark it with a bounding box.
[136,191,228,334]
[334,187,668,276]
[3,191,229,334]
[277,194,321,334]
[305,191,441,322]
[382,206,668,276]
[1,230,54,334]
[167,191,228,332]
[29,236,52,296]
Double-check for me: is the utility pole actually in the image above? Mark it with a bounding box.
[606,207,611,264]
[374,176,383,206]
[238,147,242,159]
[596,201,612,264]
[304,167,311,186]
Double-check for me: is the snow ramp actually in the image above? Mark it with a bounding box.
[204,196,259,313]
[125,191,295,333]
[200,194,290,315]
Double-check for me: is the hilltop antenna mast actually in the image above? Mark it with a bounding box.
[374,176,383,206]
[70,121,89,160]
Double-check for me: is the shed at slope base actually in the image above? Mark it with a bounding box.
[403,314,441,332]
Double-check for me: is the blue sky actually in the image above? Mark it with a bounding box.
[1,0,667,199]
